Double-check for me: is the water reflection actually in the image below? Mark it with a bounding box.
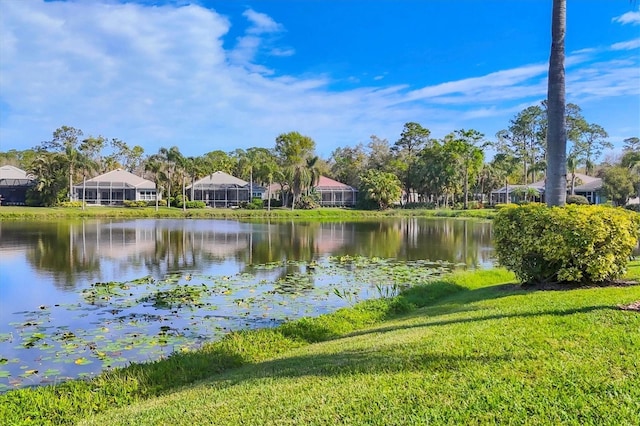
[0,218,494,290]
[0,218,494,390]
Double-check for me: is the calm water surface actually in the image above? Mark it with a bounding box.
[0,218,494,390]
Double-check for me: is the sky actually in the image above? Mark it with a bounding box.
[0,0,639,159]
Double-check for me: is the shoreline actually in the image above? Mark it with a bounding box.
[0,206,496,221]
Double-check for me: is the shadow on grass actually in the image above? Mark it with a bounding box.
[0,278,622,425]
[345,304,616,340]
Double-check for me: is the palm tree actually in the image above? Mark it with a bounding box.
[145,157,166,211]
[545,0,567,206]
[567,155,578,195]
[158,146,183,205]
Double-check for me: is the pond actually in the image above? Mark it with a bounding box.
[0,217,494,391]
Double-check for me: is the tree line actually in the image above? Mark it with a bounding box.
[1,102,638,208]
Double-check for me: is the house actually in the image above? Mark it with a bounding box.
[315,176,358,207]
[187,171,265,208]
[490,173,606,205]
[0,165,35,205]
[490,180,545,205]
[73,169,158,205]
[263,176,358,207]
[573,178,605,204]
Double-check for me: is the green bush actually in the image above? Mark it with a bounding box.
[625,204,640,213]
[494,204,640,284]
[404,202,436,209]
[58,201,84,208]
[145,200,167,207]
[185,200,206,209]
[295,194,320,210]
[240,198,264,210]
[566,195,589,205]
[174,196,206,209]
[123,200,147,208]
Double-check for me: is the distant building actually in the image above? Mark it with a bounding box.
[187,171,265,208]
[490,173,606,205]
[264,176,358,207]
[573,178,605,205]
[315,176,358,207]
[73,169,158,205]
[0,165,34,205]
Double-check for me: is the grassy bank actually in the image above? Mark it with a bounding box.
[2,264,639,425]
[0,206,496,221]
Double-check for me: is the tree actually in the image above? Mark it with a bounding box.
[623,137,640,152]
[110,139,144,173]
[367,135,393,172]
[77,137,104,209]
[360,169,402,210]
[203,150,235,175]
[330,144,368,188]
[567,154,578,195]
[601,166,637,206]
[392,122,431,205]
[28,151,68,206]
[144,156,166,211]
[444,129,486,209]
[572,123,611,176]
[621,149,640,198]
[41,126,84,202]
[157,146,183,203]
[545,0,567,206]
[496,105,545,186]
[274,131,316,210]
[490,153,520,204]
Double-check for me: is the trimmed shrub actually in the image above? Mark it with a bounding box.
[174,196,206,209]
[404,202,436,209]
[58,201,84,208]
[295,194,320,210]
[240,198,264,210]
[566,194,589,205]
[185,200,206,209]
[145,200,167,207]
[123,200,147,208]
[494,204,640,284]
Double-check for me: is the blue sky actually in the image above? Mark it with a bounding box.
[0,0,638,159]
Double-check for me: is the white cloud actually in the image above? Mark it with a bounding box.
[0,1,637,157]
[243,9,283,34]
[230,8,292,72]
[611,39,640,50]
[612,9,640,25]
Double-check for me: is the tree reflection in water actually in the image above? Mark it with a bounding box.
[0,218,495,291]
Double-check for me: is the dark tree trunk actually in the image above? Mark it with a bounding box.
[545,0,567,206]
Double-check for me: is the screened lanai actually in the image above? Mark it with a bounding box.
[187,171,264,208]
[73,169,157,205]
[0,165,34,205]
[315,176,358,207]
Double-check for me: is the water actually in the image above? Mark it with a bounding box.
[0,218,494,390]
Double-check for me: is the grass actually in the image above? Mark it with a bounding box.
[2,264,639,425]
[0,205,496,221]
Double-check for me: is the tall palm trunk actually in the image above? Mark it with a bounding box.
[545,0,567,206]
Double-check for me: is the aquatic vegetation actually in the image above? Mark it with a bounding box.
[0,256,457,390]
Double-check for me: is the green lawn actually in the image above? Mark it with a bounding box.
[2,265,639,425]
[0,205,496,220]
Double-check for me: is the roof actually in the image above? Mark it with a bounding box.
[187,171,248,189]
[491,175,604,195]
[315,176,357,191]
[491,182,545,194]
[0,165,34,186]
[571,173,600,184]
[75,169,155,190]
[574,178,603,192]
